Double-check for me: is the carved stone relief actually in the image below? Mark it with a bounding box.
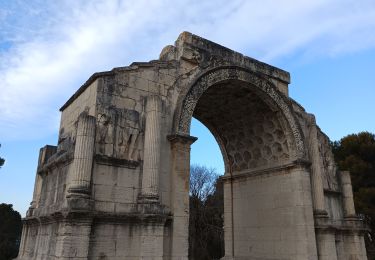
[96,107,142,162]
[97,112,114,157]
[115,109,142,161]
[194,82,292,172]
[318,130,339,191]
[57,125,76,155]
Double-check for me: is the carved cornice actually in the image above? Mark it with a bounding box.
[167,133,198,145]
[94,154,140,169]
[175,32,290,83]
[23,209,171,226]
[221,159,311,182]
[314,216,370,234]
[37,151,73,174]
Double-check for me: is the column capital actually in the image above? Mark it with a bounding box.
[145,95,162,113]
[167,133,198,145]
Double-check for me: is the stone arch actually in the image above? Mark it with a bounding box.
[170,65,314,259]
[18,32,368,260]
[175,66,306,162]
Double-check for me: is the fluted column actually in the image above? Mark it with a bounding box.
[67,112,96,196]
[308,115,327,217]
[28,145,56,215]
[18,223,29,257]
[33,174,43,207]
[316,231,338,260]
[29,174,41,209]
[141,95,162,201]
[30,157,42,210]
[341,171,356,218]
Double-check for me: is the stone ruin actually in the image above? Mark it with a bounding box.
[17,32,368,259]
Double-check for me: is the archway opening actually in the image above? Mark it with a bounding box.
[186,79,295,259]
[192,80,293,175]
[190,118,225,175]
[189,118,225,260]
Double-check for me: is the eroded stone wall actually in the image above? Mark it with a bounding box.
[18,32,367,260]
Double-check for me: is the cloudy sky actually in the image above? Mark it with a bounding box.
[1,0,375,215]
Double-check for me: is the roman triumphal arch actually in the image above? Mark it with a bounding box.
[18,32,368,259]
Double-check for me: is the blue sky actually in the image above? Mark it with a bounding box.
[1,0,375,216]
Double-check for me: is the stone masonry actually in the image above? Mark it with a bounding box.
[17,32,368,259]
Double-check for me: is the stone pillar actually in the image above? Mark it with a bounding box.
[341,171,356,218]
[222,180,234,260]
[67,112,96,197]
[54,218,93,259]
[141,95,162,201]
[17,224,29,258]
[343,232,368,260]
[139,223,165,259]
[34,175,43,208]
[60,113,95,259]
[28,145,56,216]
[28,174,43,214]
[316,231,338,260]
[168,134,197,260]
[308,115,327,217]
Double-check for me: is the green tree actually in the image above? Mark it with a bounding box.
[332,131,375,258]
[0,144,5,168]
[0,204,23,260]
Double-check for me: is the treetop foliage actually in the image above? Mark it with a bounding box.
[333,132,375,163]
[332,131,375,189]
[0,203,22,260]
[0,143,5,168]
[332,131,375,258]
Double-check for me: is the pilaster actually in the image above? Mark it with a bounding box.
[140,95,163,202]
[316,231,338,260]
[66,112,96,209]
[340,171,356,218]
[28,145,57,216]
[168,133,197,260]
[55,216,93,259]
[308,115,328,217]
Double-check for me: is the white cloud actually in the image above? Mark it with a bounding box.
[0,0,375,140]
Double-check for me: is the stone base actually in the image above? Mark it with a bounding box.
[314,209,329,218]
[221,256,234,260]
[66,193,93,211]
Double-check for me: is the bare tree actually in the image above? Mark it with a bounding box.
[190,164,218,201]
[189,164,224,260]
